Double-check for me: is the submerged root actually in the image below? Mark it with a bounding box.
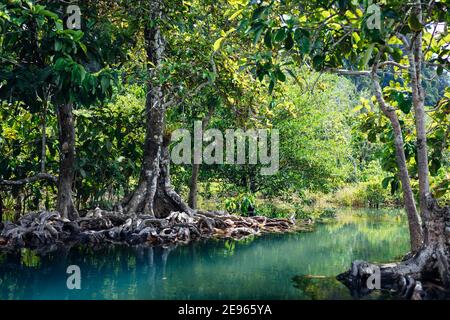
[337,199,450,300]
[336,255,450,300]
[0,208,302,251]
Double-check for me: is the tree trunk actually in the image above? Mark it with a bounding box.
[339,2,450,294]
[388,113,424,251]
[0,191,3,223]
[123,0,192,218]
[41,101,47,174]
[188,110,213,209]
[409,4,432,228]
[338,197,450,299]
[56,103,78,221]
[39,101,48,211]
[372,76,423,252]
[188,164,200,209]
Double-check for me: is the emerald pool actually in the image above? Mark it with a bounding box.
[0,209,409,300]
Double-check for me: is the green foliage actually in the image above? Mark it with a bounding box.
[241,0,450,204]
[0,1,121,108]
[266,72,357,195]
[0,0,448,218]
[20,248,40,268]
[73,85,145,207]
[333,161,403,209]
[224,193,256,216]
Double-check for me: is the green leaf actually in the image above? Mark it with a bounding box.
[268,79,275,95]
[408,14,423,32]
[39,9,59,20]
[229,9,244,21]
[361,43,375,70]
[312,55,325,71]
[392,91,412,114]
[430,159,441,176]
[275,68,286,82]
[264,29,272,49]
[55,20,64,31]
[213,37,225,52]
[79,42,87,55]
[274,28,286,42]
[252,6,266,21]
[256,64,266,81]
[101,76,110,94]
[391,48,403,63]
[367,130,377,142]
[0,10,11,21]
[106,139,113,152]
[54,40,63,52]
[71,64,86,84]
[294,30,310,54]
[390,179,400,195]
[382,177,392,189]
[54,57,68,71]
[285,32,294,50]
[253,26,264,45]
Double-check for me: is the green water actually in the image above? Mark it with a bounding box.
[0,209,409,300]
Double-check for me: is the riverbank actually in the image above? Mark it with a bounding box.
[0,209,307,253]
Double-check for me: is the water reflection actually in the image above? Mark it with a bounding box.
[0,209,410,300]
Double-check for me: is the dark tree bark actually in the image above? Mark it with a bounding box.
[56,103,78,220]
[41,100,47,174]
[0,191,3,223]
[123,0,193,218]
[188,164,200,210]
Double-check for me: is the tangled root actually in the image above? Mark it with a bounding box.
[0,208,303,252]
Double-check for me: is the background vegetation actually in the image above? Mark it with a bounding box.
[0,0,448,222]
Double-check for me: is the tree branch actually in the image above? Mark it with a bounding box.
[326,68,371,77]
[0,173,58,186]
[378,61,408,69]
[396,33,412,51]
[163,53,218,109]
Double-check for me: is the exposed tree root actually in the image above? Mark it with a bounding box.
[337,198,450,300]
[0,208,304,253]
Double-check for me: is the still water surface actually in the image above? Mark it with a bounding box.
[0,209,409,300]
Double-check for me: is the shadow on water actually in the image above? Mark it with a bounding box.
[0,208,409,300]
